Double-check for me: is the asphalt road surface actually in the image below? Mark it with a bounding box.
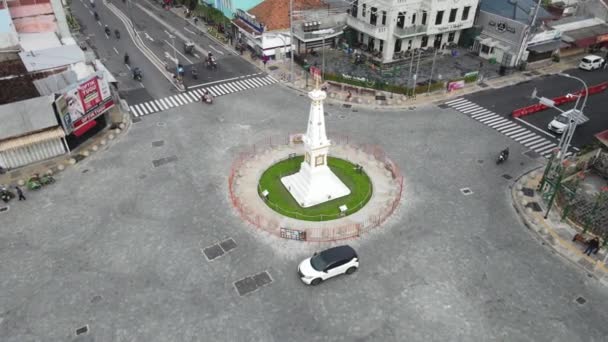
[70,0,258,105]
[2,83,608,341]
[464,67,608,148]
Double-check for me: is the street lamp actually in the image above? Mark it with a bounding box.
[312,28,334,78]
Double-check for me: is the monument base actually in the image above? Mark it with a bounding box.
[281,162,351,208]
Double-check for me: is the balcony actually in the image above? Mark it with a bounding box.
[393,24,428,38]
[346,15,388,41]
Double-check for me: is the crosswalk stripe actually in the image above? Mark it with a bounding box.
[240,79,256,88]
[149,102,159,112]
[138,104,149,115]
[228,82,243,91]
[213,85,225,95]
[265,75,278,83]
[504,127,525,136]
[445,98,467,105]
[514,132,536,141]
[478,115,501,123]
[172,95,185,105]
[529,140,552,150]
[487,119,509,127]
[521,136,543,144]
[468,108,488,115]
[180,94,193,103]
[144,102,155,113]
[188,91,200,100]
[453,103,477,110]
[483,117,505,125]
[492,121,515,129]
[223,84,236,93]
[214,84,228,94]
[461,106,483,114]
[247,78,264,87]
[154,100,165,110]
[195,89,204,96]
[225,83,239,92]
[206,87,218,97]
[129,106,140,117]
[160,98,171,108]
[471,111,492,119]
[536,144,557,154]
[167,97,178,107]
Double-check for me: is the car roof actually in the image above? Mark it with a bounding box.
[319,245,357,262]
[583,55,601,60]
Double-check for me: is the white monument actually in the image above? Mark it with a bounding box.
[281,86,350,207]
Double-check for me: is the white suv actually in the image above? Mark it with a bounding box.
[579,55,604,70]
[298,245,359,285]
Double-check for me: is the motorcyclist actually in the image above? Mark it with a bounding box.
[501,147,510,159]
[124,53,130,64]
[94,12,99,20]
[114,29,120,39]
[133,67,142,80]
[191,66,198,79]
[104,25,110,35]
[202,89,212,102]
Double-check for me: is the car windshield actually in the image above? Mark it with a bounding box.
[582,58,593,63]
[555,115,569,124]
[310,254,329,271]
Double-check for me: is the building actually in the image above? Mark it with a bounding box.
[202,0,263,20]
[549,15,608,56]
[473,0,557,67]
[344,0,480,63]
[232,0,328,58]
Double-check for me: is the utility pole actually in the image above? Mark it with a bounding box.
[412,48,421,98]
[427,48,438,94]
[289,0,294,84]
[514,0,542,68]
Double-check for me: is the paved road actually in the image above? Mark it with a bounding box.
[462,67,608,148]
[2,84,608,341]
[70,0,259,104]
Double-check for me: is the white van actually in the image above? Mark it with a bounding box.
[579,55,604,70]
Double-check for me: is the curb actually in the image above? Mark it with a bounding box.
[510,167,608,285]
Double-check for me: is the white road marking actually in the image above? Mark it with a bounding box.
[113,47,119,55]
[520,136,544,144]
[445,98,467,105]
[248,78,266,87]
[149,102,159,111]
[536,144,557,154]
[184,27,196,35]
[167,97,178,107]
[528,140,553,150]
[487,119,509,127]
[129,106,140,117]
[478,115,501,123]
[194,53,200,59]
[144,102,155,113]
[472,112,494,119]
[503,127,526,136]
[470,110,491,118]
[514,118,556,139]
[137,104,149,115]
[154,100,166,110]
[163,40,194,64]
[144,32,154,42]
[98,21,102,27]
[172,95,184,105]
[514,132,536,141]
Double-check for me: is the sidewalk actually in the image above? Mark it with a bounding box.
[512,168,608,286]
[0,107,130,196]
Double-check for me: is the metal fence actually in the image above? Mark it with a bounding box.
[228,134,404,242]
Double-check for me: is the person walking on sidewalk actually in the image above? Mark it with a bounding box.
[584,237,600,256]
[15,186,25,201]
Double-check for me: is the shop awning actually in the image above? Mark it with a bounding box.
[562,24,608,47]
[0,127,65,152]
[528,40,561,53]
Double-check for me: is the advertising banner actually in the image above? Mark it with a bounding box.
[56,73,113,135]
[447,80,465,92]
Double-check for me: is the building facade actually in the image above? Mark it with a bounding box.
[345,0,479,63]
[203,0,263,19]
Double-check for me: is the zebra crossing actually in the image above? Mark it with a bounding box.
[128,74,278,117]
[444,98,571,158]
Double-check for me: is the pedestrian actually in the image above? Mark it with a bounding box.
[584,237,600,256]
[479,61,483,70]
[15,186,25,201]
[346,90,352,101]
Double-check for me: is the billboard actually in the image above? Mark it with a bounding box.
[56,73,113,134]
[447,80,465,92]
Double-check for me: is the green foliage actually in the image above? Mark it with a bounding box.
[258,156,373,221]
[463,74,478,83]
[66,12,80,32]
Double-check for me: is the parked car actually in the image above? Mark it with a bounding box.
[298,245,359,285]
[548,109,589,134]
[578,55,604,70]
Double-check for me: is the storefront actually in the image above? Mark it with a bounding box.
[549,17,608,56]
[0,95,68,170]
[54,72,114,150]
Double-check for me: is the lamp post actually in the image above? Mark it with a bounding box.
[289,0,294,85]
[312,28,334,78]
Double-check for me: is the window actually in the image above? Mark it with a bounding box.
[421,35,428,47]
[394,39,402,52]
[449,8,457,23]
[370,7,377,25]
[434,34,443,48]
[382,11,387,25]
[462,6,471,21]
[315,155,325,166]
[397,12,405,28]
[379,40,383,52]
[351,0,358,17]
[481,45,490,54]
[412,13,416,25]
[422,11,427,25]
[435,10,444,25]
[408,39,412,50]
[448,32,455,43]
[362,4,366,17]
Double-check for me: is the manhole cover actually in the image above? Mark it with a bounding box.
[75,325,89,336]
[502,174,512,180]
[234,276,257,296]
[156,122,166,127]
[460,187,473,196]
[219,238,237,252]
[203,244,224,261]
[152,140,165,147]
[0,206,8,213]
[526,202,542,212]
[522,187,535,197]
[253,271,272,287]
[575,296,586,305]
[268,66,278,70]
[82,169,89,174]
[342,104,352,108]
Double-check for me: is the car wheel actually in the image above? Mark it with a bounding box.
[311,278,322,286]
[346,267,357,275]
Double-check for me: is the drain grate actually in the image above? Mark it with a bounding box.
[526,202,542,212]
[234,271,273,296]
[75,325,89,336]
[202,244,224,261]
[219,238,237,252]
[375,95,386,101]
[575,296,586,305]
[460,187,473,196]
[502,174,512,180]
[152,155,178,167]
[152,140,165,147]
[522,187,535,197]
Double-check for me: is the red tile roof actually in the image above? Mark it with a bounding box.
[248,0,327,31]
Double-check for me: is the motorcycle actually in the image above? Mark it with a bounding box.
[94,12,99,21]
[0,188,15,203]
[191,67,198,80]
[115,29,120,39]
[124,53,130,65]
[133,67,143,81]
[104,26,111,36]
[201,93,213,104]
[496,148,510,165]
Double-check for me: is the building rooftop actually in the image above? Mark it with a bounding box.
[19,44,85,72]
[248,0,327,31]
[0,95,57,141]
[480,0,553,24]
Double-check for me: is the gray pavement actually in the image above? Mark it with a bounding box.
[2,83,608,341]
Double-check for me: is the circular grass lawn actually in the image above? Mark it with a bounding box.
[258,156,373,221]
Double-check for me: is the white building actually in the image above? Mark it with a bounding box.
[345,0,479,63]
